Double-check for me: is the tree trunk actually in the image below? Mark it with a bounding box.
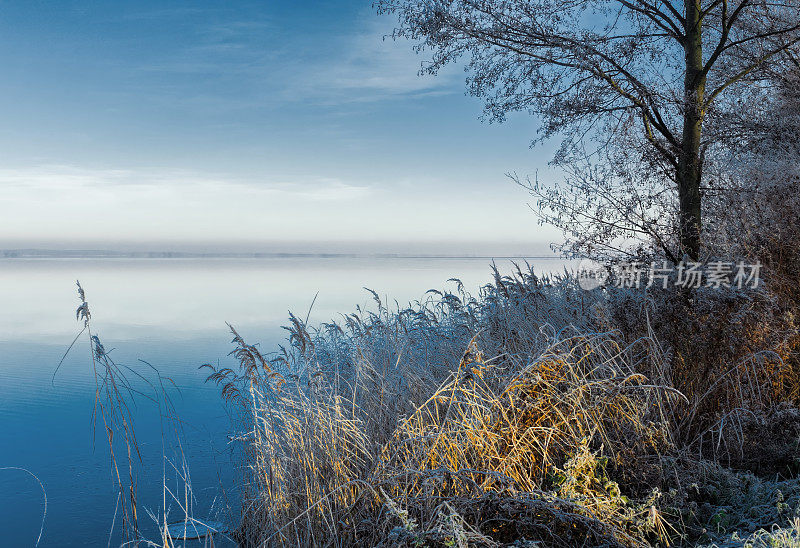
[677,0,705,261]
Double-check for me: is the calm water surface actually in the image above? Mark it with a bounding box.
[0,257,568,546]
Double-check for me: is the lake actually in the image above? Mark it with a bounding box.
[0,256,569,546]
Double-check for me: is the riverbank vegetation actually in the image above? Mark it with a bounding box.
[205,250,800,546]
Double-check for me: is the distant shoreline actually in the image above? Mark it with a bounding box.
[0,249,566,260]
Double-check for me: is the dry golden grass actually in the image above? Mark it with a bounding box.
[202,264,800,547]
[209,324,683,547]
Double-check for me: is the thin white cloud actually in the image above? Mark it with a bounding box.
[288,17,461,103]
[0,164,374,242]
[0,164,556,246]
[0,165,370,201]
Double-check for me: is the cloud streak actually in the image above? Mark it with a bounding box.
[288,17,461,103]
[0,164,376,242]
[0,165,370,200]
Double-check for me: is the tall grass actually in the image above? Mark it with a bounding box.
[200,268,640,545]
[205,262,800,546]
[61,282,228,546]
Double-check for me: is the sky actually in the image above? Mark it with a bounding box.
[0,0,563,254]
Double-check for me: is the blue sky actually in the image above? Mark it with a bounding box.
[0,0,562,253]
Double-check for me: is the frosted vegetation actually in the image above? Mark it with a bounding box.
[203,256,800,546]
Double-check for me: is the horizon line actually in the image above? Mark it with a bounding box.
[0,248,566,261]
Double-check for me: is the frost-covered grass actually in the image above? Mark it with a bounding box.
[205,264,800,547]
[703,518,800,547]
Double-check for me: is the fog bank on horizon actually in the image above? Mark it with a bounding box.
[0,239,559,258]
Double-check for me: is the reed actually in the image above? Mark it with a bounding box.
[206,263,800,546]
[62,282,228,546]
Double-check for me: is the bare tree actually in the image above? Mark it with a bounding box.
[377,0,800,260]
